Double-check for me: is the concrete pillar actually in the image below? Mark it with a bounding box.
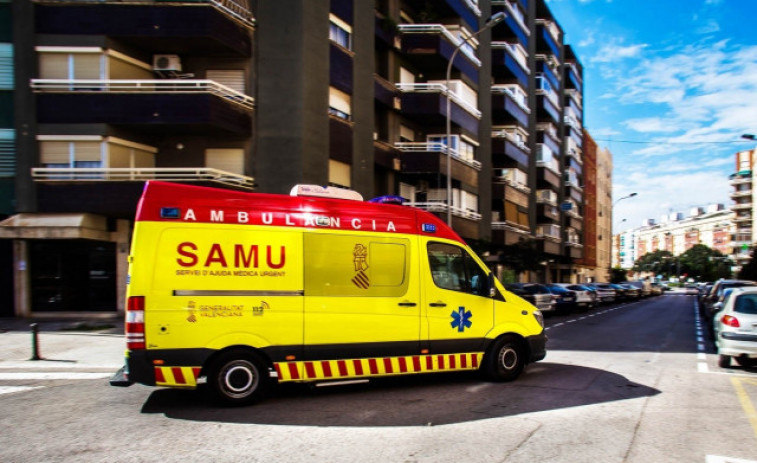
[112,219,131,315]
[12,240,30,318]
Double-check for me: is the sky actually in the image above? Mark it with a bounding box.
[544,0,757,233]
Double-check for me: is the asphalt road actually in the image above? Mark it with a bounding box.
[1,293,756,463]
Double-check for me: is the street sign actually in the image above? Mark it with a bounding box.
[560,202,573,211]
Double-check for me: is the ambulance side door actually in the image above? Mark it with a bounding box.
[423,241,495,353]
[303,233,421,363]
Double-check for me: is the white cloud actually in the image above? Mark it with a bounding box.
[592,43,648,63]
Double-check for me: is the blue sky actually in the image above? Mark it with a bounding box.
[545,0,757,232]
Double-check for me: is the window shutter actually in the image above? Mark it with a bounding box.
[328,159,351,188]
[39,53,69,79]
[74,141,102,162]
[205,149,244,174]
[328,87,351,116]
[73,54,101,80]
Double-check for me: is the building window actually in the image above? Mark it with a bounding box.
[329,14,352,50]
[329,86,351,120]
[329,159,351,188]
[205,148,244,175]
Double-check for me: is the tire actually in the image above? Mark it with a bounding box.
[483,335,525,382]
[208,350,270,406]
[735,357,757,368]
[718,354,731,369]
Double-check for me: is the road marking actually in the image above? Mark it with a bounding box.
[0,386,44,396]
[706,455,757,463]
[0,372,112,380]
[731,378,757,440]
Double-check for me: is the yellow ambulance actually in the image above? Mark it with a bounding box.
[111,181,546,405]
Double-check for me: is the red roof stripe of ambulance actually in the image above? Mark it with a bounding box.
[135,181,463,243]
[274,353,483,382]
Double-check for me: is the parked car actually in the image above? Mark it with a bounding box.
[609,283,632,301]
[504,283,553,313]
[618,283,641,300]
[650,282,664,296]
[702,279,757,331]
[544,284,578,313]
[714,286,757,369]
[627,280,652,297]
[554,284,596,310]
[585,283,616,304]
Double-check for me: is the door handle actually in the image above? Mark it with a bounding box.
[398,302,417,307]
[429,302,447,307]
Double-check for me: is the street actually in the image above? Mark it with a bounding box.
[1,292,756,463]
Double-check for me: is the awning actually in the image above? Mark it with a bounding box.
[0,213,112,241]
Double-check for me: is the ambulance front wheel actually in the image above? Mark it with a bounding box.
[208,350,270,405]
[484,335,525,382]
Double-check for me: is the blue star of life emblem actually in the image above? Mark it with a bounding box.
[450,307,472,332]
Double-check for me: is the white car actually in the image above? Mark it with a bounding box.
[553,284,596,310]
[714,287,757,369]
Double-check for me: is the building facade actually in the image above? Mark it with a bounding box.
[595,145,612,281]
[1,0,587,317]
[730,148,755,267]
[613,205,734,270]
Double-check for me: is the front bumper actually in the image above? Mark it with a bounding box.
[527,331,547,363]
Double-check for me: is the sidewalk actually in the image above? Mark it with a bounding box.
[0,317,125,369]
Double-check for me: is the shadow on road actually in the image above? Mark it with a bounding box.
[140,362,660,427]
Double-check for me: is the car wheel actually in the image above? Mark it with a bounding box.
[208,350,270,405]
[735,357,757,368]
[483,335,525,382]
[718,354,731,368]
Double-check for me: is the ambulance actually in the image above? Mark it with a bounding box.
[111,181,546,405]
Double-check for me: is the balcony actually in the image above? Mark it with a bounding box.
[732,232,753,246]
[396,83,480,134]
[491,1,530,46]
[491,85,530,127]
[491,129,529,169]
[34,1,253,57]
[491,221,532,244]
[405,198,481,239]
[31,79,254,135]
[397,24,480,81]
[565,88,582,109]
[565,62,582,93]
[536,189,557,206]
[732,202,753,211]
[733,213,752,224]
[538,203,559,221]
[491,42,529,88]
[537,60,560,91]
[730,171,753,185]
[731,189,752,199]
[493,182,529,208]
[395,142,480,188]
[536,223,561,241]
[374,75,399,108]
[402,0,481,30]
[535,79,561,124]
[536,20,561,57]
[493,168,530,193]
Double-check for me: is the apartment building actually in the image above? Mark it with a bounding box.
[595,145,613,281]
[614,205,734,270]
[731,148,755,267]
[1,0,585,317]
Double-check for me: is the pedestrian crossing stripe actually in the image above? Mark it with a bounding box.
[274,352,483,382]
[0,386,44,396]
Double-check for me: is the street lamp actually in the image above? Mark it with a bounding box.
[613,192,637,207]
[742,134,756,141]
[445,11,506,225]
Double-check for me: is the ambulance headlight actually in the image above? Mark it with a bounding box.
[533,310,544,328]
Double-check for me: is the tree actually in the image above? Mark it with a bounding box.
[633,250,673,276]
[678,244,732,282]
[610,267,628,283]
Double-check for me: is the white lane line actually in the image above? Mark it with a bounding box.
[706,455,757,463]
[0,386,44,396]
[0,372,112,380]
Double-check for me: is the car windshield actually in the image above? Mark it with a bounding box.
[734,294,757,314]
[546,285,568,293]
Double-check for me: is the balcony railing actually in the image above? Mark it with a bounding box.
[491,84,531,115]
[405,200,482,221]
[491,129,531,153]
[397,24,482,67]
[395,82,481,118]
[31,167,255,189]
[536,189,557,206]
[536,223,561,240]
[491,42,530,73]
[731,190,752,198]
[494,168,530,193]
[491,221,531,235]
[394,142,482,170]
[732,202,753,211]
[464,0,482,17]
[492,1,530,36]
[34,0,255,28]
[30,79,255,110]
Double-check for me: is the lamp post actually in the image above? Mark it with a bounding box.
[742,134,756,141]
[445,11,506,226]
[613,192,637,207]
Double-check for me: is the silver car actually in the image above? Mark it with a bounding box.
[714,287,757,369]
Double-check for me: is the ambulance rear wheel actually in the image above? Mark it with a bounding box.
[484,335,525,382]
[208,351,270,405]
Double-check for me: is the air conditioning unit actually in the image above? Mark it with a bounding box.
[153,54,182,72]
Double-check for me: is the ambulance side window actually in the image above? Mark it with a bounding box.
[427,243,488,296]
